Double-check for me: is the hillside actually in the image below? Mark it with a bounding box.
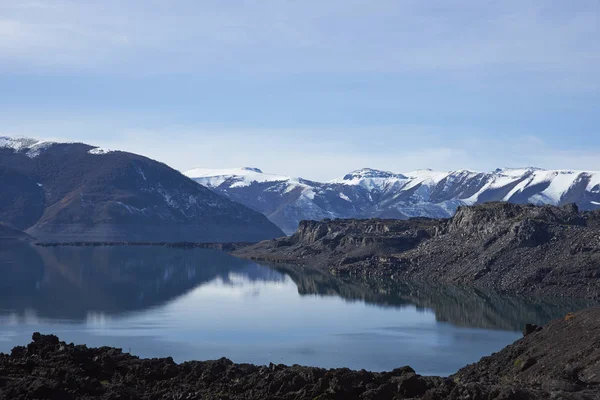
[0,137,283,242]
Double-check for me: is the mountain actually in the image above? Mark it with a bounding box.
[186,166,600,234]
[0,137,283,242]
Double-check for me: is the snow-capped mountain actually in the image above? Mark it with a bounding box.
[186,167,600,234]
[0,137,283,242]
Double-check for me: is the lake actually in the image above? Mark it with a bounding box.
[0,243,594,376]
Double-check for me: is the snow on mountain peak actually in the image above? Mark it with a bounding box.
[0,136,69,158]
[340,168,406,181]
[180,165,600,234]
[0,136,40,151]
[88,147,116,155]
[184,167,294,188]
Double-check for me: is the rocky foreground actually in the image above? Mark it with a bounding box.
[234,203,600,298]
[1,307,599,399]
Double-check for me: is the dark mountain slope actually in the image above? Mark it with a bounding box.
[0,138,283,242]
[0,166,45,230]
[234,203,600,298]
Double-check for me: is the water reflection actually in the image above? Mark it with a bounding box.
[272,264,597,331]
[0,243,283,320]
[0,243,596,374]
[0,244,593,330]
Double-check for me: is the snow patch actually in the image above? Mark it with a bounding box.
[537,171,579,204]
[0,136,39,151]
[586,173,600,193]
[88,147,114,155]
[331,168,414,193]
[0,136,74,158]
[302,188,316,200]
[135,166,147,181]
[186,167,302,189]
[401,170,448,191]
[339,192,351,202]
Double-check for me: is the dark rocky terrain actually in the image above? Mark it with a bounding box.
[1,307,599,399]
[0,137,283,242]
[234,202,600,298]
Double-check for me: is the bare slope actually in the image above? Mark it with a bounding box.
[0,137,283,242]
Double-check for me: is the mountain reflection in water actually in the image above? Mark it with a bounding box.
[0,243,593,329]
[0,244,595,374]
[0,243,283,320]
[270,264,597,331]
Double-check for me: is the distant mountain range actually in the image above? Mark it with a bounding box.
[0,137,283,242]
[185,166,600,234]
[3,134,598,241]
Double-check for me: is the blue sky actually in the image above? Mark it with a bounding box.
[1,0,599,180]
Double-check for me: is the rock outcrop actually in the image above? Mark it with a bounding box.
[454,306,600,395]
[1,307,599,399]
[234,203,600,298]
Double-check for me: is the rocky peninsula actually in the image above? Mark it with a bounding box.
[234,203,600,298]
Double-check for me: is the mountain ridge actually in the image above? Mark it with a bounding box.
[186,166,600,234]
[0,136,284,242]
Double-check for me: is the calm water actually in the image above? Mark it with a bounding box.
[0,243,594,376]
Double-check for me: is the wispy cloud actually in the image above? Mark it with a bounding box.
[1,1,598,90]
[1,1,598,176]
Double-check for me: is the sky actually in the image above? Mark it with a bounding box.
[1,0,599,181]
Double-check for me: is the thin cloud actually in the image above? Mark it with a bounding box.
[1,1,598,176]
[0,1,598,90]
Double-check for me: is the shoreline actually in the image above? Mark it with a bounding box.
[1,307,599,399]
[233,203,600,299]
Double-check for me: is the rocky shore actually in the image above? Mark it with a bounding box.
[233,203,600,298]
[1,307,599,399]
